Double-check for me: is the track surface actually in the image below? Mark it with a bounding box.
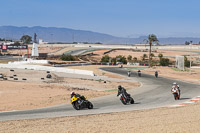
[0,56,23,61]
[0,67,199,121]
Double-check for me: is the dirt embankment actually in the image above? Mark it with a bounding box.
[1,101,200,133]
[0,68,139,111]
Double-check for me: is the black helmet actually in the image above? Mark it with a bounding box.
[118,85,122,90]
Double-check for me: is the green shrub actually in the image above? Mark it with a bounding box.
[101,55,110,62]
[116,55,127,64]
[158,53,163,59]
[60,55,75,61]
[133,57,137,62]
[111,58,116,64]
[127,55,132,62]
[184,56,190,67]
[141,54,147,61]
[160,58,170,66]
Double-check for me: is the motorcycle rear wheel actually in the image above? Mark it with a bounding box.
[73,102,81,110]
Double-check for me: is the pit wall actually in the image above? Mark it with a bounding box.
[0,64,94,76]
[8,60,49,64]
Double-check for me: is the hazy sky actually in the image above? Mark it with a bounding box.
[1,0,200,38]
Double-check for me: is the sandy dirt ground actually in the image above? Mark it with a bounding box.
[90,49,199,62]
[6,46,63,55]
[0,66,199,132]
[0,68,139,111]
[0,80,114,111]
[156,49,199,56]
[1,101,200,133]
[107,49,198,58]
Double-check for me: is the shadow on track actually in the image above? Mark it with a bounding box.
[179,97,191,100]
[133,102,141,104]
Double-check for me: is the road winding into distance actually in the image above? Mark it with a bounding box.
[0,67,199,121]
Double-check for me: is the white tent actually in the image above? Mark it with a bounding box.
[32,42,39,57]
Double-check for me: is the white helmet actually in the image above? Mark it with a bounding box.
[71,91,75,96]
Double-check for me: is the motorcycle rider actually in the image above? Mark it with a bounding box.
[117,85,130,98]
[127,71,131,77]
[155,71,158,78]
[70,91,86,100]
[138,70,141,77]
[171,82,180,97]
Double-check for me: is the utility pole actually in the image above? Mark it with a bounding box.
[72,33,74,43]
[190,56,192,74]
[50,34,53,43]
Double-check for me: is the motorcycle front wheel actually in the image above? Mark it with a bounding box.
[120,97,127,105]
[173,93,178,100]
[130,97,135,104]
[73,102,81,110]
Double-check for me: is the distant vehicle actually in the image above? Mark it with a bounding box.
[116,62,123,65]
[0,74,3,78]
[138,70,141,77]
[127,71,131,77]
[155,71,158,78]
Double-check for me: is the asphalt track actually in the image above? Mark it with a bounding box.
[0,67,200,121]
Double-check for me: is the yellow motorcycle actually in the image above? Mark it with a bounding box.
[70,95,93,110]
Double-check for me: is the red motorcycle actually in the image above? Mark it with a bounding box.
[119,93,134,105]
[171,87,180,100]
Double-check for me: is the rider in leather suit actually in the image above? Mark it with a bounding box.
[117,85,130,97]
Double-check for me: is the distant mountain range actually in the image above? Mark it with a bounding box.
[0,26,200,44]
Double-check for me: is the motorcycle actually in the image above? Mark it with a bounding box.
[119,93,134,105]
[70,95,93,110]
[127,71,131,77]
[155,72,158,78]
[138,71,141,77]
[171,87,180,100]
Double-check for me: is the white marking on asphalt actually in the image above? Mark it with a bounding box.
[169,105,184,107]
[191,99,200,101]
[183,101,195,104]
[0,110,18,113]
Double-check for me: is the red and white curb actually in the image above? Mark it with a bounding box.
[159,96,200,108]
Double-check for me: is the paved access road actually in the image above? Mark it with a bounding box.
[0,55,23,61]
[63,48,104,56]
[0,67,199,121]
